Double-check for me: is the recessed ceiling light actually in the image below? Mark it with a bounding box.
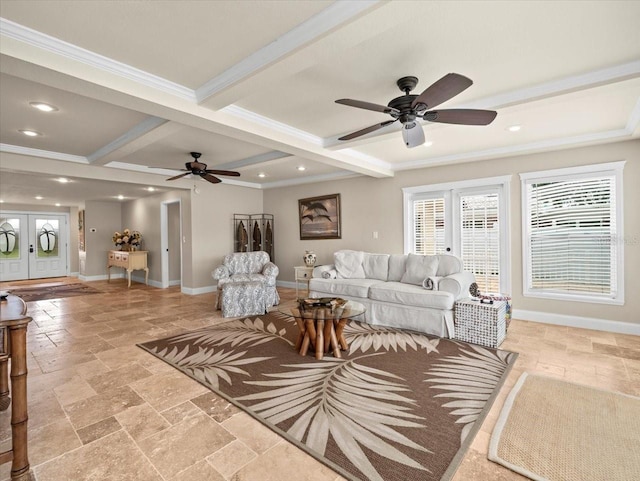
[117,195,125,200]
[20,130,41,137]
[258,173,267,178]
[0,200,4,203]
[35,196,43,200]
[507,125,522,132]
[423,141,433,147]
[57,177,70,183]
[297,166,306,171]
[146,187,155,192]
[30,102,58,112]
[55,203,61,207]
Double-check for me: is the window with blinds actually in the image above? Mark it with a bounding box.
[413,198,445,255]
[522,164,624,304]
[460,194,500,293]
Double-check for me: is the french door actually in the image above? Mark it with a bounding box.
[0,212,68,281]
[405,178,510,294]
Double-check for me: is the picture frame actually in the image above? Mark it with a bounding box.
[299,193,341,240]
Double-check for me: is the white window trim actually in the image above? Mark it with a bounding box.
[403,175,512,294]
[520,160,625,305]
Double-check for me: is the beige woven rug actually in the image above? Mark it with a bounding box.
[489,372,640,481]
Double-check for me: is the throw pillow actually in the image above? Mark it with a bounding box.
[334,250,365,279]
[422,276,443,290]
[401,254,439,286]
[362,253,390,280]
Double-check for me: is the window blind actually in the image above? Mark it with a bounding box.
[460,194,500,293]
[526,176,616,296]
[413,198,445,255]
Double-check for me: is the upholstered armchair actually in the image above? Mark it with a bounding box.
[212,251,280,311]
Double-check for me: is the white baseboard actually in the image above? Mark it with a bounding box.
[69,272,79,278]
[513,309,640,335]
[169,280,181,287]
[78,274,123,282]
[181,285,217,296]
[277,280,297,289]
[130,275,162,288]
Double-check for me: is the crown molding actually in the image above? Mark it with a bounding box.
[87,116,168,164]
[0,143,88,163]
[195,0,381,103]
[393,128,632,171]
[625,97,640,133]
[222,104,323,145]
[0,18,195,101]
[214,151,292,171]
[260,171,359,189]
[464,60,640,111]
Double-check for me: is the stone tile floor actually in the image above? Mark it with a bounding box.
[0,278,638,480]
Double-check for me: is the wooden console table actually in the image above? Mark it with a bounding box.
[107,250,149,288]
[0,295,32,481]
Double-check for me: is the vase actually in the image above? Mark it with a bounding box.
[303,250,316,267]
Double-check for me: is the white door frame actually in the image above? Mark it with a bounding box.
[160,199,182,289]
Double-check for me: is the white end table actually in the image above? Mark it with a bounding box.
[294,266,314,299]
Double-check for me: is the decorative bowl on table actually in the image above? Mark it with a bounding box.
[298,297,347,311]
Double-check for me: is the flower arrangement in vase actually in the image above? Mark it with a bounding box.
[112,229,142,251]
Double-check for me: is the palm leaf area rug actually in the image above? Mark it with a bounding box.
[138,312,518,481]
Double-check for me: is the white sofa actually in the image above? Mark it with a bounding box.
[309,250,475,338]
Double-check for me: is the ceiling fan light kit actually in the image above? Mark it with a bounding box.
[157,152,241,185]
[336,73,497,148]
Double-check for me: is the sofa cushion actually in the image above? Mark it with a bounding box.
[335,250,365,279]
[400,254,439,285]
[388,254,407,281]
[369,281,455,310]
[362,253,390,281]
[217,273,273,287]
[436,255,463,277]
[309,278,381,298]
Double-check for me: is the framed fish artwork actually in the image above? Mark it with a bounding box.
[298,193,341,240]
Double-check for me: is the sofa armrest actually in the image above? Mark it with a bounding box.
[262,262,279,279]
[212,265,230,281]
[438,271,476,300]
[312,264,337,279]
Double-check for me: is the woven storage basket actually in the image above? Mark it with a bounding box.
[454,299,506,348]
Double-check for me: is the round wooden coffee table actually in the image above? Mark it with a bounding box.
[279,299,365,360]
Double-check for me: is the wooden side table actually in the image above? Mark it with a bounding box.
[294,266,314,299]
[0,295,32,481]
[107,250,149,288]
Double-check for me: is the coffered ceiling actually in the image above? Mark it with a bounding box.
[1,1,639,207]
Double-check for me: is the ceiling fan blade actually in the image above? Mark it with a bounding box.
[424,109,497,125]
[205,169,241,177]
[338,119,397,141]
[166,172,191,181]
[412,73,473,110]
[401,122,425,148]
[335,99,399,115]
[202,173,222,184]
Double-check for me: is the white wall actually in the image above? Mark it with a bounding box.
[264,139,640,327]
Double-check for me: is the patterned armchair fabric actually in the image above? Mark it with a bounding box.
[212,251,280,310]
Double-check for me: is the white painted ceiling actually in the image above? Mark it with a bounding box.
[0,0,639,208]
